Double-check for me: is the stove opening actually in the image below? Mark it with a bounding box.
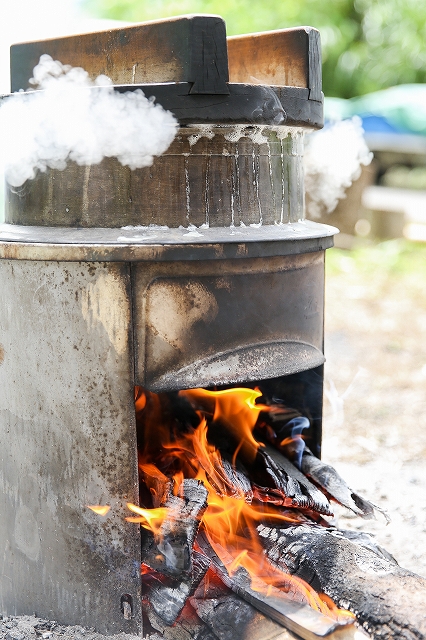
[132,371,360,637]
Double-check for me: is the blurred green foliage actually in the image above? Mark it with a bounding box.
[326,240,426,283]
[381,166,426,190]
[82,0,426,99]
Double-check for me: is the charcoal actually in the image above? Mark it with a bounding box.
[148,552,211,625]
[207,458,253,503]
[142,479,208,576]
[258,523,426,640]
[140,463,172,508]
[144,601,217,640]
[252,445,332,516]
[300,448,389,521]
[191,594,300,640]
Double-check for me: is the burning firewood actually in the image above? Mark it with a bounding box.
[207,457,254,503]
[191,593,302,640]
[140,479,208,576]
[145,551,211,625]
[300,448,389,521]
[258,524,426,640]
[254,398,387,521]
[195,533,362,640]
[134,385,404,639]
[140,463,172,508]
[252,445,333,517]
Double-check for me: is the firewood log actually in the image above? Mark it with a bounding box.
[206,457,253,503]
[258,524,426,640]
[251,445,333,516]
[196,533,362,640]
[147,551,211,625]
[142,479,208,576]
[300,448,388,521]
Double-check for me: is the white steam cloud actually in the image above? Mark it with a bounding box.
[304,117,373,218]
[0,55,178,187]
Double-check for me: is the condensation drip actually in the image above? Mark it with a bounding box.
[184,154,190,222]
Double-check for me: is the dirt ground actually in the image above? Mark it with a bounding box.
[322,239,426,576]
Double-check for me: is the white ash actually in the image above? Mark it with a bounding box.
[0,615,143,640]
[304,117,373,218]
[0,55,178,188]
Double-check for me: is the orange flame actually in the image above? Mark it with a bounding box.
[125,503,169,535]
[134,385,354,622]
[198,472,330,613]
[87,505,111,516]
[180,388,268,463]
[135,387,147,412]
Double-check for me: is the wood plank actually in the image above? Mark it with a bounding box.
[227,27,322,98]
[10,15,229,93]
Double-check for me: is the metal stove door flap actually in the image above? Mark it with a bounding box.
[145,340,325,392]
[134,253,325,392]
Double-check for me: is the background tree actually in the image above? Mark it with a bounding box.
[82,0,426,99]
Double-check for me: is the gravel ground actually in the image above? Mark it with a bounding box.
[322,240,426,576]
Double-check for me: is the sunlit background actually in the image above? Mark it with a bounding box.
[3,0,426,96]
[1,0,426,574]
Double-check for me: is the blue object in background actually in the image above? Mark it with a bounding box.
[325,85,426,137]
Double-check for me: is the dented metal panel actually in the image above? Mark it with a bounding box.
[0,260,142,634]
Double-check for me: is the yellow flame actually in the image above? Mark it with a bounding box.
[87,505,110,516]
[125,502,169,535]
[134,385,355,622]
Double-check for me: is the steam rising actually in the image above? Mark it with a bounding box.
[0,55,178,187]
[304,117,373,218]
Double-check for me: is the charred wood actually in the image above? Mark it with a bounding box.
[252,445,332,517]
[142,479,208,576]
[140,463,172,508]
[207,457,253,503]
[191,594,299,640]
[147,552,211,625]
[143,600,217,640]
[258,524,426,640]
[196,534,360,640]
[300,448,388,521]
